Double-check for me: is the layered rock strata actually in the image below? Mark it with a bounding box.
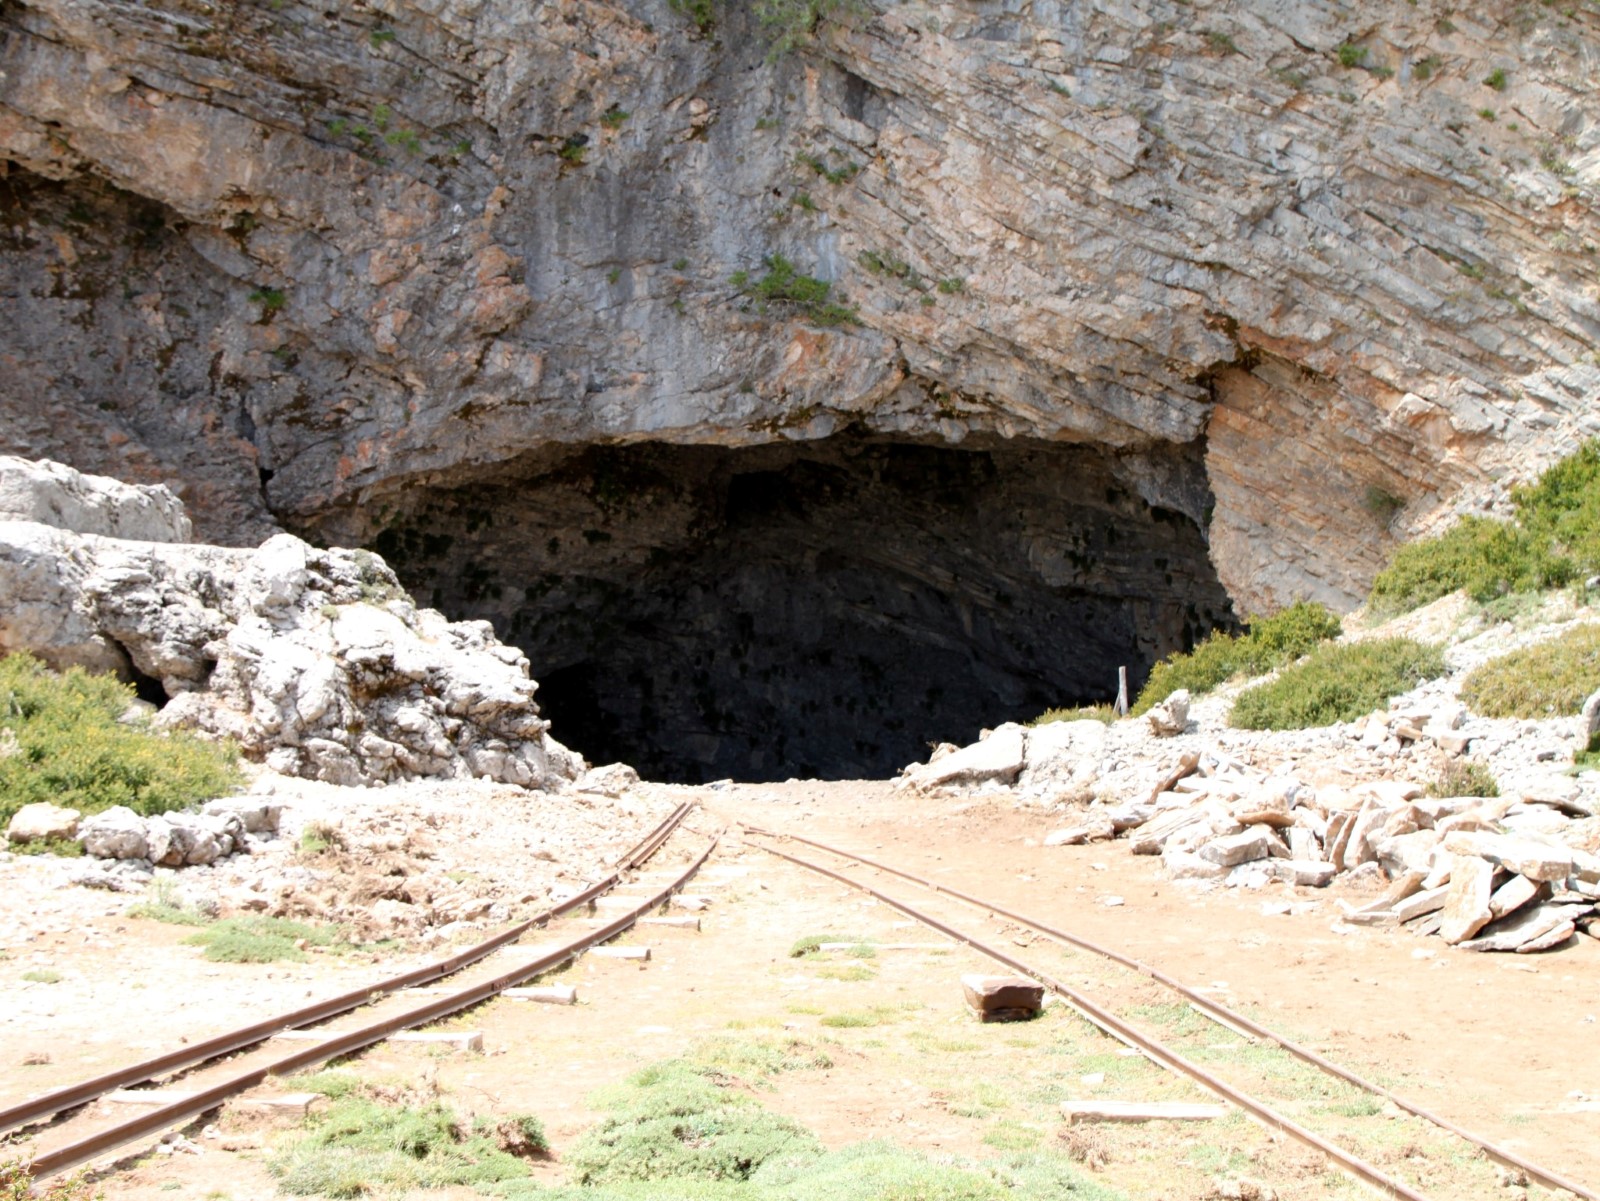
[1,0,1598,615]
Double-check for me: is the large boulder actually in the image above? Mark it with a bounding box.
[78,806,149,860]
[0,456,190,542]
[0,461,586,792]
[5,802,82,843]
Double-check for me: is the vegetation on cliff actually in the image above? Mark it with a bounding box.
[0,653,240,828]
[1369,438,1600,614]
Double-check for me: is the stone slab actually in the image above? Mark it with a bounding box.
[1458,904,1591,953]
[1488,874,1544,919]
[1441,833,1574,883]
[962,974,1045,1015]
[1439,855,1496,944]
[1062,1100,1226,1123]
[589,945,651,960]
[504,985,578,1004]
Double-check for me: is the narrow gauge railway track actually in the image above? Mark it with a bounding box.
[746,827,1596,1201]
[12,803,710,1181]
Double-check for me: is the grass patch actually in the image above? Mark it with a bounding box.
[1369,438,1600,614]
[128,879,213,926]
[1459,623,1600,718]
[21,969,62,984]
[1427,759,1499,798]
[1132,601,1341,716]
[1030,704,1118,726]
[1230,638,1445,730]
[287,1070,365,1100]
[812,964,875,982]
[0,653,240,830]
[184,916,351,963]
[569,1061,821,1184]
[269,1097,528,1197]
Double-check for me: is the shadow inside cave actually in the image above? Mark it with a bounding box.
[349,435,1236,783]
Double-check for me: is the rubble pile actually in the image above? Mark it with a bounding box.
[900,669,1600,954]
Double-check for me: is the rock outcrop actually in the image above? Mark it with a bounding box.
[0,458,584,789]
[2,0,1597,616]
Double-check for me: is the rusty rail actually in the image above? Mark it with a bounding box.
[747,826,1596,1200]
[25,826,719,1180]
[1,800,694,1141]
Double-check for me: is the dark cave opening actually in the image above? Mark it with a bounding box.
[364,436,1236,783]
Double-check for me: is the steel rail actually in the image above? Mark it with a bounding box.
[746,826,1596,1201]
[750,835,1434,1201]
[1,801,694,1140]
[25,828,721,1181]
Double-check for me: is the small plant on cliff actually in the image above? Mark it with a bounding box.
[732,255,859,327]
[249,286,286,312]
[1230,638,1446,730]
[1130,601,1342,717]
[668,0,716,34]
[1369,437,1600,614]
[0,654,240,831]
[1336,42,1367,68]
[1484,67,1508,91]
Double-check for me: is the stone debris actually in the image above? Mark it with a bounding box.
[72,800,282,866]
[903,619,1600,954]
[1144,689,1191,736]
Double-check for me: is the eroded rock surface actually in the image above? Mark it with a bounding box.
[0,460,584,789]
[2,0,1597,616]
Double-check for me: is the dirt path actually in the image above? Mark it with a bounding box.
[5,778,1597,1200]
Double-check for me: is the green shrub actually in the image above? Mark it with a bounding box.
[1484,67,1507,90]
[1230,638,1446,730]
[1131,601,1341,716]
[128,879,212,927]
[732,255,858,327]
[1459,623,1600,718]
[270,1097,528,1196]
[1369,439,1600,614]
[1336,42,1367,68]
[1427,760,1499,798]
[0,654,240,830]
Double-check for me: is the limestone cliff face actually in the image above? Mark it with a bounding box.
[2,0,1599,613]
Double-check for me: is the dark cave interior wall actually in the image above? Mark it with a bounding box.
[330,436,1237,783]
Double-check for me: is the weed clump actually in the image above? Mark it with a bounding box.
[1131,601,1341,717]
[1,1157,100,1201]
[270,1097,528,1197]
[1459,623,1600,718]
[567,1061,820,1185]
[184,915,351,963]
[0,654,240,831]
[1030,704,1118,727]
[1369,438,1600,614]
[1427,759,1500,799]
[1230,638,1446,730]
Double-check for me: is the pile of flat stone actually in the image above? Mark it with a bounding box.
[4,797,282,867]
[1090,749,1599,953]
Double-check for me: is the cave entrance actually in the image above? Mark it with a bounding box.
[367,436,1236,783]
